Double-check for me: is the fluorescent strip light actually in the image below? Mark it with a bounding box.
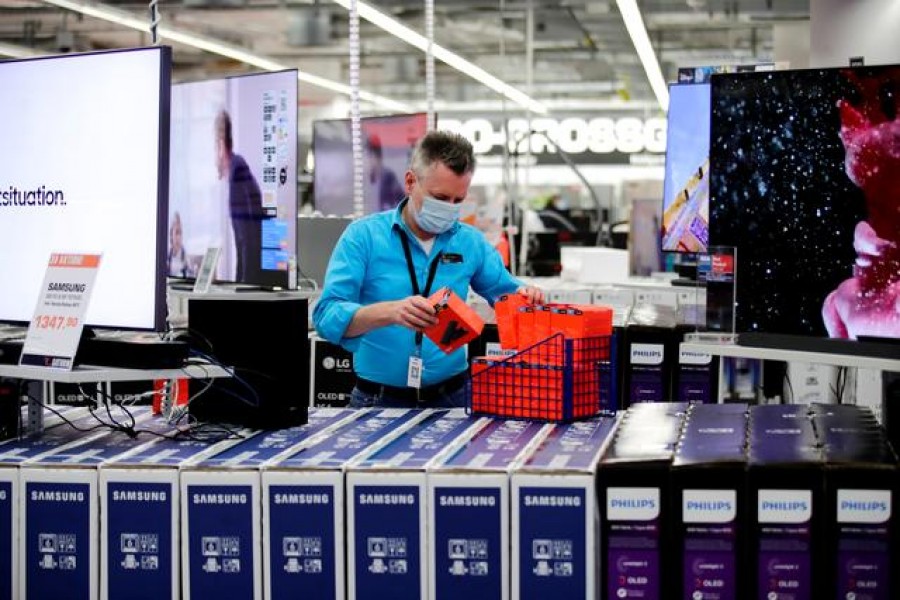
[41,0,411,112]
[0,42,43,58]
[330,0,548,115]
[616,0,669,111]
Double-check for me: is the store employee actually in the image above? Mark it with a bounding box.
[313,130,542,408]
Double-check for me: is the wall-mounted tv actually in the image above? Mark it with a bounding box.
[661,82,711,253]
[313,112,428,216]
[169,69,298,289]
[0,46,171,331]
[709,65,900,350]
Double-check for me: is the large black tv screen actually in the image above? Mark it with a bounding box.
[709,65,900,341]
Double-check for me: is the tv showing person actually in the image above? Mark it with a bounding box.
[822,68,900,339]
[215,108,264,283]
[365,132,406,212]
[167,210,195,278]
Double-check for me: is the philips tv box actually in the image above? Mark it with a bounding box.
[671,403,749,600]
[747,404,824,600]
[813,404,898,600]
[598,402,688,600]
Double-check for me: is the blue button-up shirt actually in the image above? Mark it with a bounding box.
[312,201,522,387]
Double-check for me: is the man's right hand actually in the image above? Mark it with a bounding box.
[391,295,439,331]
[344,295,438,338]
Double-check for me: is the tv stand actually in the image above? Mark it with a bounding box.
[680,339,900,372]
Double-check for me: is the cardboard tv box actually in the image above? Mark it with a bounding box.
[671,403,749,600]
[262,408,425,600]
[345,409,485,600]
[180,407,356,600]
[598,402,688,600]
[427,418,551,600]
[510,415,618,600]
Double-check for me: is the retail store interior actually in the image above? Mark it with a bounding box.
[0,1,899,599]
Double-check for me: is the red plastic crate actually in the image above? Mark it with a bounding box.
[467,333,615,422]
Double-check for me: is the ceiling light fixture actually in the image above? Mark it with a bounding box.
[41,0,412,112]
[615,0,669,111]
[329,0,549,115]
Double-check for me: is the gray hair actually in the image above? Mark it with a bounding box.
[409,130,476,178]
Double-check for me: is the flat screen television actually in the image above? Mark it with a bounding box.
[0,46,171,332]
[661,82,711,253]
[709,65,900,352]
[313,112,428,216]
[169,69,298,289]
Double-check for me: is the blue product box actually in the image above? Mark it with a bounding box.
[263,408,424,600]
[427,419,551,600]
[345,409,483,600]
[18,408,160,600]
[511,416,618,600]
[100,418,254,600]
[183,408,356,600]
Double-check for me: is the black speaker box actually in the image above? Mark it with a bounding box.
[187,296,309,429]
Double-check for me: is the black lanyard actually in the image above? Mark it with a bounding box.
[399,231,442,346]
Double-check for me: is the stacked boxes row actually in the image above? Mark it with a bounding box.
[596,401,898,600]
[2,402,894,599]
[0,406,627,600]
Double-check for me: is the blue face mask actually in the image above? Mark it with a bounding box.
[413,195,460,234]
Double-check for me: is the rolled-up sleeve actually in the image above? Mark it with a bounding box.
[469,231,521,305]
[312,224,368,352]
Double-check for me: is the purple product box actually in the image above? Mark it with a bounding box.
[675,347,719,404]
[672,404,748,600]
[820,408,898,600]
[748,405,824,600]
[599,404,687,600]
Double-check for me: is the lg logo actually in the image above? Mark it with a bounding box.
[323,357,351,370]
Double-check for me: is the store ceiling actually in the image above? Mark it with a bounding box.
[0,0,810,112]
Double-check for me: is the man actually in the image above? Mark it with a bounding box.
[215,109,264,283]
[364,133,405,212]
[313,130,543,408]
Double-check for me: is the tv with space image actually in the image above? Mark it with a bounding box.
[0,46,171,331]
[313,112,428,216]
[661,82,711,253]
[709,65,900,350]
[169,69,298,289]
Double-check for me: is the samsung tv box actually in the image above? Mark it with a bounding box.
[263,408,425,600]
[182,408,357,600]
[427,419,550,600]
[511,416,618,600]
[346,409,484,600]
